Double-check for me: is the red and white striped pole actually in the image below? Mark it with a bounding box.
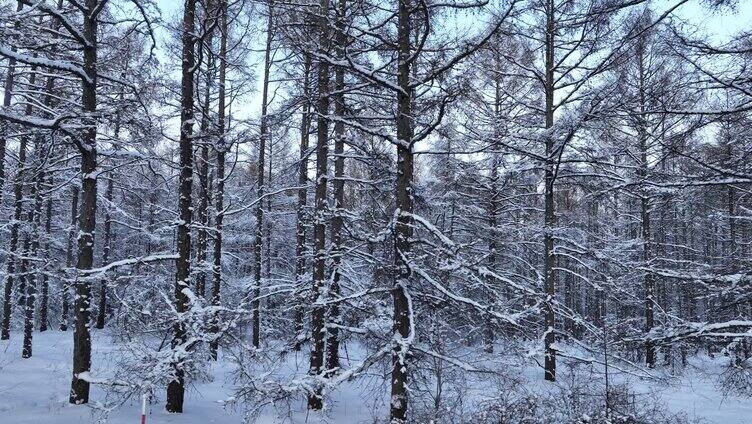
[140,394,147,424]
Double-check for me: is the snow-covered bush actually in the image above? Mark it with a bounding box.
[718,356,752,397]
[470,372,702,424]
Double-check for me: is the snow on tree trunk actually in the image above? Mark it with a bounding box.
[390,0,414,420]
[308,0,330,409]
[166,0,197,413]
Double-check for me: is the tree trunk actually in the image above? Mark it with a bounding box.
[69,149,97,402]
[543,0,557,382]
[69,1,100,402]
[326,0,347,374]
[0,1,23,203]
[208,0,228,359]
[40,173,53,332]
[485,61,503,354]
[308,0,330,409]
[636,34,655,368]
[196,4,216,299]
[1,63,36,341]
[166,0,196,412]
[265,137,273,281]
[485,154,499,354]
[96,175,114,329]
[294,53,311,351]
[726,141,736,270]
[60,186,79,332]
[209,0,228,361]
[390,0,413,420]
[23,139,44,358]
[21,231,33,358]
[253,1,274,349]
[35,0,64,334]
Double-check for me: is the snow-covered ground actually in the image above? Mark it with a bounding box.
[1,331,751,423]
[0,331,239,423]
[652,356,752,424]
[0,331,388,423]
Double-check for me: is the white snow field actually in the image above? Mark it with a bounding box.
[1,331,751,423]
[0,330,389,424]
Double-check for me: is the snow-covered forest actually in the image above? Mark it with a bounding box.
[0,0,751,422]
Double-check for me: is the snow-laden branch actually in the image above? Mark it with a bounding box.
[648,321,752,343]
[0,46,93,84]
[76,253,179,279]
